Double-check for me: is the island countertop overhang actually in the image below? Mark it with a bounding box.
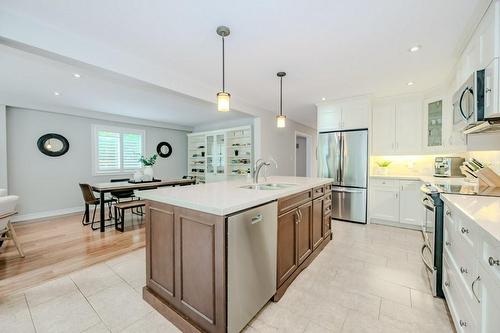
[135,176,333,215]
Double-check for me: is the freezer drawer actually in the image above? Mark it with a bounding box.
[331,186,367,223]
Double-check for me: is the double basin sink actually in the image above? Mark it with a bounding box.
[239,183,296,191]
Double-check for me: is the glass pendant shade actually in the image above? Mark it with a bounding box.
[217,92,230,112]
[276,115,286,128]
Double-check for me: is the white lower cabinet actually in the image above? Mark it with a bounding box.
[369,178,422,228]
[443,201,500,333]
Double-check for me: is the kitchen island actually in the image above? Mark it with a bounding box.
[136,176,334,333]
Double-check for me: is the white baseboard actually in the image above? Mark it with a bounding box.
[11,206,84,223]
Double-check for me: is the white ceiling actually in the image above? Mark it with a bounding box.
[0,44,251,128]
[0,0,491,127]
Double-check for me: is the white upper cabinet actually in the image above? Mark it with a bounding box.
[317,103,342,131]
[317,96,370,132]
[372,97,422,155]
[372,102,396,154]
[395,99,422,154]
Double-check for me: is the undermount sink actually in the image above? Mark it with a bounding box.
[239,183,297,190]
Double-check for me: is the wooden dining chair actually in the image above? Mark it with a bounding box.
[0,191,24,257]
[79,183,116,230]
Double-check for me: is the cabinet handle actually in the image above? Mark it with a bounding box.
[295,210,300,224]
[460,267,468,274]
[486,88,492,93]
[445,210,451,216]
[471,276,481,303]
[461,227,469,234]
[445,241,451,247]
[488,256,500,266]
[298,209,303,222]
[444,280,450,287]
[459,320,467,328]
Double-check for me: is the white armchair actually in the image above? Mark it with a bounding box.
[0,189,24,257]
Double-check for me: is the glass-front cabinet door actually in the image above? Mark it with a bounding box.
[426,99,443,147]
[206,132,225,180]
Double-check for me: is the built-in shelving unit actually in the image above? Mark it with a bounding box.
[187,126,252,183]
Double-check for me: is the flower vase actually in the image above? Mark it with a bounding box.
[143,166,154,181]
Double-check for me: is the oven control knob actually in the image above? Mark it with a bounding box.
[445,241,451,247]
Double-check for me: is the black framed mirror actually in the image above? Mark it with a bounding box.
[37,133,70,157]
[156,141,172,158]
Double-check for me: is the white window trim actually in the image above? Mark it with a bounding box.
[91,124,146,176]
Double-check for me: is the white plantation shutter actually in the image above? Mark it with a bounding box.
[122,133,142,170]
[93,126,145,174]
[97,131,120,172]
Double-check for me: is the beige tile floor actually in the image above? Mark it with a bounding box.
[0,221,454,333]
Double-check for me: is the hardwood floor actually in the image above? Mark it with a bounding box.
[0,210,145,297]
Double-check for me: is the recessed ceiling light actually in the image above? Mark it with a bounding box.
[407,81,414,86]
[54,91,60,96]
[321,97,326,101]
[409,45,421,53]
[73,73,81,78]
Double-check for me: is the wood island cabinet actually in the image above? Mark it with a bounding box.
[143,181,333,332]
[275,184,333,300]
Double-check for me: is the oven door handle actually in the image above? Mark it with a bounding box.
[421,244,434,272]
[421,197,435,211]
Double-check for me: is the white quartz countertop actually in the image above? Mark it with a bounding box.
[370,174,476,187]
[442,194,500,243]
[136,176,332,216]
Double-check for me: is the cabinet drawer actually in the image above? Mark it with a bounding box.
[443,255,479,333]
[278,190,313,214]
[481,236,500,284]
[444,245,481,319]
[370,178,398,188]
[445,205,478,256]
[323,200,332,216]
[324,192,332,203]
[313,186,325,199]
[325,183,333,192]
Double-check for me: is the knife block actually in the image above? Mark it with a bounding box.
[476,167,500,187]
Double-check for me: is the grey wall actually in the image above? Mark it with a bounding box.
[7,107,188,218]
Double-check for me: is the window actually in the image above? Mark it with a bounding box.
[92,125,145,174]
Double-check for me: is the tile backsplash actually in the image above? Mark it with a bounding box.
[371,151,500,176]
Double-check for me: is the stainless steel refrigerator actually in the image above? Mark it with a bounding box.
[318,129,368,224]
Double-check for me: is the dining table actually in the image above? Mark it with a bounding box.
[90,178,196,232]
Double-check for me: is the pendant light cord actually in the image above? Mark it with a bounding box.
[222,37,225,92]
[279,76,283,116]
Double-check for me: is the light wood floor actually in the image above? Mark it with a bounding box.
[0,210,145,297]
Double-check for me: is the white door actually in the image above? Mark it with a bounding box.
[317,104,342,131]
[395,99,422,154]
[399,180,423,226]
[341,98,370,130]
[295,136,307,177]
[370,187,399,222]
[372,103,396,154]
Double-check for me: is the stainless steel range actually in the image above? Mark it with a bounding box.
[420,181,500,298]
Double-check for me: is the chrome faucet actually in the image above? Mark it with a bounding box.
[254,158,278,184]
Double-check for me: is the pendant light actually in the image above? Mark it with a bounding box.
[216,26,230,112]
[276,72,287,128]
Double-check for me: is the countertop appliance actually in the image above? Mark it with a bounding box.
[227,201,277,333]
[420,183,445,298]
[318,129,368,224]
[433,157,465,177]
[453,70,485,129]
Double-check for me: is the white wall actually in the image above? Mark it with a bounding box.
[7,107,188,220]
[0,105,7,189]
[256,112,318,177]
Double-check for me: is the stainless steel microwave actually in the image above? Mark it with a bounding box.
[452,70,485,128]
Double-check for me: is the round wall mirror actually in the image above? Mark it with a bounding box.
[156,142,172,158]
[37,133,70,157]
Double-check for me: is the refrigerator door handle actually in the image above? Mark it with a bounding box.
[332,187,366,193]
[339,133,344,185]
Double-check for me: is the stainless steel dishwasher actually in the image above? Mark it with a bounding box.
[227,201,277,333]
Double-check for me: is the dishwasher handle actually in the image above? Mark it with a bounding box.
[251,213,264,224]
